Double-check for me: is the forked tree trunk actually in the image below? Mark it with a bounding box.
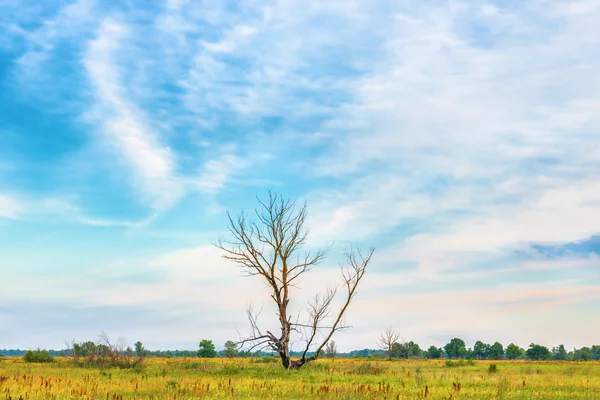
[216,192,373,370]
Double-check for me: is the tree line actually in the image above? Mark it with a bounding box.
[4,337,599,362]
[377,332,600,361]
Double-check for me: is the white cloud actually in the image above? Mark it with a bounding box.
[4,243,598,350]
[0,195,23,219]
[301,0,600,277]
[393,180,600,278]
[3,0,600,350]
[16,0,96,75]
[195,154,249,193]
[201,25,258,53]
[83,19,183,210]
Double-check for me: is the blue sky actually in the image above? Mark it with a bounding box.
[1,0,599,352]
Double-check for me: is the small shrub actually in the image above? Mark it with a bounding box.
[132,362,144,373]
[24,349,54,363]
[166,379,179,390]
[488,363,498,373]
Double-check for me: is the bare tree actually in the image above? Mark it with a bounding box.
[325,340,338,358]
[378,327,401,360]
[216,192,374,370]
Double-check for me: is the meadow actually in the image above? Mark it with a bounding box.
[1,357,600,399]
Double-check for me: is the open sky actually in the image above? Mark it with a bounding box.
[1,0,599,352]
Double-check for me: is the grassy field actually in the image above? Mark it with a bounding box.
[1,357,599,399]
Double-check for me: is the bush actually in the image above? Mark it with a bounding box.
[69,333,143,370]
[24,349,54,363]
[488,363,498,373]
[132,362,144,373]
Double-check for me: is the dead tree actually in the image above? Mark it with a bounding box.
[378,327,401,360]
[216,192,373,370]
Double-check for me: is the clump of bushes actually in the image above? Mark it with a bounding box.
[69,332,143,370]
[488,363,498,373]
[24,349,54,363]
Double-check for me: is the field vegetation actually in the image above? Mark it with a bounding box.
[1,356,600,399]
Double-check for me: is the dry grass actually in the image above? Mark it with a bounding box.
[1,357,599,399]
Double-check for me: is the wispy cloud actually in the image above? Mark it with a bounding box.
[0,195,23,219]
[82,19,183,210]
[16,0,97,78]
[302,0,600,276]
[2,0,600,349]
[195,154,250,194]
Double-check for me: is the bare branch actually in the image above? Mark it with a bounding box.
[378,327,402,360]
[215,192,374,370]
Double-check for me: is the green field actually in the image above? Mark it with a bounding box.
[1,357,600,399]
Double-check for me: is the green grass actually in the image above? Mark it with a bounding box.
[1,357,599,399]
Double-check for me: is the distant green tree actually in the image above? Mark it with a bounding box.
[574,347,591,361]
[407,341,422,358]
[426,346,443,359]
[473,341,489,360]
[488,342,504,360]
[526,343,551,360]
[391,342,407,358]
[444,338,467,359]
[505,343,522,360]
[223,341,238,358]
[134,342,146,358]
[71,343,83,360]
[83,341,97,357]
[591,345,600,360]
[198,340,217,358]
[465,347,474,359]
[552,344,568,360]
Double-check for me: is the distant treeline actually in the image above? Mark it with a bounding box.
[2,339,600,361]
[374,338,600,361]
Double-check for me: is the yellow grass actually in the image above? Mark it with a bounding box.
[1,357,600,399]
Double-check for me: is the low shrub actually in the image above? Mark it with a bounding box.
[488,363,498,373]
